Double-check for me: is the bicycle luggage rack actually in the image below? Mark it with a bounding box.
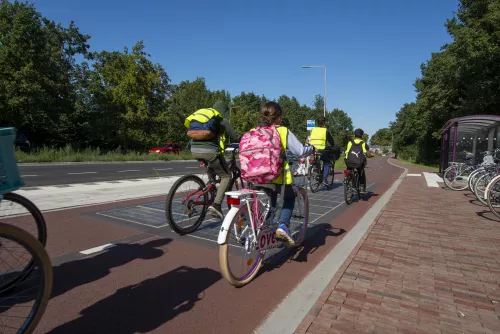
[0,127,25,194]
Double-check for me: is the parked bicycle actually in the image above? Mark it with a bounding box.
[217,164,309,287]
[443,150,499,191]
[165,144,247,235]
[0,127,52,333]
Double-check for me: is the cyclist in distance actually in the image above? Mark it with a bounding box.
[189,101,240,219]
[309,116,335,186]
[345,128,369,194]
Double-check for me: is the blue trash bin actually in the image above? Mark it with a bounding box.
[0,128,25,193]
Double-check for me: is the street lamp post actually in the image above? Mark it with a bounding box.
[302,65,327,117]
[229,106,240,118]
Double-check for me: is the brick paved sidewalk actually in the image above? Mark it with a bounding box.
[295,161,500,334]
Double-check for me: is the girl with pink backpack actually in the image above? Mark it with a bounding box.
[239,101,315,245]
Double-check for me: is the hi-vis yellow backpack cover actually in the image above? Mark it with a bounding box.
[184,108,223,140]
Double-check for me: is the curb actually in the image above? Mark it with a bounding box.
[254,158,408,334]
[17,160,197,167]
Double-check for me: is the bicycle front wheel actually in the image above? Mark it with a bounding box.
[308,165,321,193]
[0,193,47,292]
[443,165,472,191]
[165,175,210,235]
[289,187,309,246]
[487,176,500,219]
[474,174,491,205]
[0,222,53,334]
[219,205,264,287]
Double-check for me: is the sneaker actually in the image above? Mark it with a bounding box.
[275,223,295,247]
[208,204,224,219]
[360,187,367,194]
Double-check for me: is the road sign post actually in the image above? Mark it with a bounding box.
[307,120,315,131]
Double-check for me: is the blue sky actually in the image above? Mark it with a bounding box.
[32,0,459,137]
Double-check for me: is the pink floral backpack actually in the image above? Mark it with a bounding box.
[239,126,284,184]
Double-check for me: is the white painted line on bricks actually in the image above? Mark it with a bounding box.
[68,172,97,175]
[407,173,422,177]
[423,172,441,188]
[80,243,116,255]
[117,169,140,173]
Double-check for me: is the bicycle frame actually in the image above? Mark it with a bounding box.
[218,173,306,252]
[183,150,243,209]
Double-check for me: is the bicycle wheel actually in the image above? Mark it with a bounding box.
[0,222,52,334]
[165,175,211,235]
[0,193,47,292]
[288,187,309,246]
[443,165,472,191]
[308,164,321,193]
[468,168,483,192]
[474,174,491,205]
[219,205,264,287]
[487,176,500,219]
[344,173,354,205]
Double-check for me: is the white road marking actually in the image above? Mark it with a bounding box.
[80,243,116,255]
[154,168,173,171]
[96,212,169,228]
[68,172,97,175]
[21,175,39,177]
[186,167,199,169]
[423,172,441,188]
[117,169,140,173]
[407,173,422,177]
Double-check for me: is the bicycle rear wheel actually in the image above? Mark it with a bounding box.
[344,173,354,205]
[219,205,264,287]
[0,222,53,334]
[0,193,47,292]
[165,175,210,235]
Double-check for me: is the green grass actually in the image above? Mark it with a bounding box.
[394,158,439,171]
[15,145,194,163]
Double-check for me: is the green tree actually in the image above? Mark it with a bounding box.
[370,128,392,146]
[0,0,91,146]
[90,41,172,150]
[326,108,353,148]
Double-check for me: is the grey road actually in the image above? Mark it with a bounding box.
[17,160,203,186]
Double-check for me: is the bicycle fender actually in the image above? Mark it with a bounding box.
[217,206,241,245]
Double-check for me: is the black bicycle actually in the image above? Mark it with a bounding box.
[308,150,336,193]
[165,145,247,235]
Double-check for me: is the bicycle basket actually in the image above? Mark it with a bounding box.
[0,128,24,193]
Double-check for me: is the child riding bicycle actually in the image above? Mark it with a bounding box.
[239,102,314,246]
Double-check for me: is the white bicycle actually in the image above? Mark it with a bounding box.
[217,174,309,287]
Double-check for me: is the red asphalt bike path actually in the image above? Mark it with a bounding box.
[31,157,403,333]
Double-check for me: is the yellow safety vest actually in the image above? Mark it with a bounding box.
[185,108,226,153]
[345,138,367,159]
[183,108,222,128]
[310,127,327,150]
[274,126,293,185]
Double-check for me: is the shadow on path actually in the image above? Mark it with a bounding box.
[49,265,221,334]
[52,238,173,299]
